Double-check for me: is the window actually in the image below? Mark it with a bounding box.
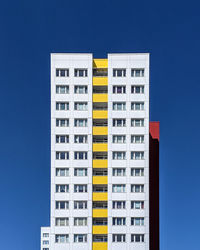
[131,217,144,226]
[56,184,69,193]
[55,201,69,210]
[131,102,144,111]
[131,119,144,127]
[112,201,126,209]
[113,152,126,160]
[56,85,69,94]
[131,201,144,209]
[56,168,69,177]
[55,218,69,226]
[113,85,126,94]
[56,119,69,127]
[113,102,126,111]
[131,85,144,94]
[112,184,125,193]
[74,168,87,176]
[93,68,108,77]
[112,168,126,176]
[74,118,87,127]
[74,152,87,160]
[56,68,69,77]
[74,218,87,226]
[74,135,88,143]
[93,218,107,225]
[56,102,69,111]
[43,241,49,245]
[113,217,126,226]
[74,201,87,209]
[131,68,144,77]
[55,234,69,243]
[43,248,49,250]
[74,69,88,77]
[74,102,88,111]
[131,135,144,143]
[112,135,126,143]
[74,184,87,193]
[131,234,144,243]
[112,234,126,242]
[56,135,69,143]
[113,119,126,127]
[74,85,88,94]
[131,168,144,176]
[74,234,87,243]
[113,69,126,77]
[93,235,107,242]
[131,184,144,193]
[56,152,69,160]
[43,233,49,237]
[93,201,107,209]
[131,151,144,160]
[93,185,107,192]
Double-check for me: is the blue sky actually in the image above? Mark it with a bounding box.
[0,0,200,249]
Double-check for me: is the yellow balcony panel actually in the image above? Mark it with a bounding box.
[93,77,108,86]
[93,160,108,168]
[93,59,108,68]
[93,94,108,103]
[93,110,108,119]
[93,226,108,234]
[93,192,108,201]
[93,242,108,250]
[93,143,108,152]
[93,209,108,217]
[93,127,108,135]
[93,176,108,185]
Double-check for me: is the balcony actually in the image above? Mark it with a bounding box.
[93,86,108,94]
[93,168,107,176]
[93,68,108,77]
[92,242,107,250]
[93,59,108,69]
[93,110,108,119]
[93,226,108,234]
[93,94,108,102]
[93,159,108,168]
[93,176,108,185]
[93,77,108,86]
[93,127,108,135]
[93,143,107,152]
[93,192,108,201]
[93,209,108,217]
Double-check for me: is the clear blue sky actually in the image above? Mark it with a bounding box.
[0,0,199,249]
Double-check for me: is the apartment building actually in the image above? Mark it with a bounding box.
[40,53,159,250]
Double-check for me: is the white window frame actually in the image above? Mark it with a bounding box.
[131,234,145,243]
[56,68,69,77]
[112,152,126,160]
[74,184,87,193]
[131,168,144,176]
[112,184,126,193]
[131,102,144,111]
[55,201,69,210]
[74,217,87,226]
[113,119,126,127]
[131,119,144,127]
[113,69,126,77]
[112,234,126,242]
[113,102,126,111]
[55,234,69,243]
[74,234,87,243]
[74,201,87,209]
[74,168,87,177]
[55,218,69,226]
[112,217,126,226]
[131,68,145,77]
[56,119,69,127]
[131,184,144,193]
[131,85,144,94]
[74,135,88,143]
[131,217,144,226]
[56,85,69,94]
[56,135,69,143]
[74,152,88,160]
[74,102,88,111]
[56,184,69,193]
[113,85,126,94]
[56,102,69,111]
[56,168,69,177]
[131,151,144,160]
[74,69,88,77]
[74,85,88,94]
[112,135,126,143]
[56,151,69,160]
[131,135,144,143]
[112,168,126,176]
[74,118,87,127]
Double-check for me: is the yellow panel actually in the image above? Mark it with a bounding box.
[93,160,108,168]
[93,59,108,68]
[93,110,108,119]
[93,242,107,250]
[93,127,108,135]
[93,143,108,152]
[93,77,108,86]
[93,209,108,217]
[93,226,108,234]
[93,192,108,201]
[93,94,108,103]
[93,176,108,185]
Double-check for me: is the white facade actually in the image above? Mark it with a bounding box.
[41,53,150,250]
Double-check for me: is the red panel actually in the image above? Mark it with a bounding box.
[150,121,160,140]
